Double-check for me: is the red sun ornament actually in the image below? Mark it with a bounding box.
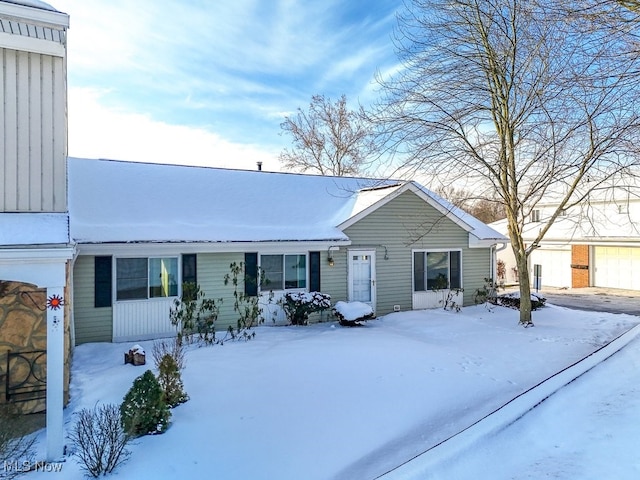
[47,294,64,310]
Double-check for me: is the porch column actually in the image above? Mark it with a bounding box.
[46,285,65,461]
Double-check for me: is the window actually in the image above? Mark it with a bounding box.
[530,209,541,222]
[116,257,178,301]
[618,204,629,214]
[413,250,461,291]
[261,254,306,290]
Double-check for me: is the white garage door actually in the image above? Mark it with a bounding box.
[529,247,572,288]
[594,247,640,290]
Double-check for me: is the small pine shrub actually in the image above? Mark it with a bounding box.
[157,354,189,408]
[68,404,131,478]
[120,370,170,437]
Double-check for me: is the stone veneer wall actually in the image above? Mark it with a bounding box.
[0,279,71,414]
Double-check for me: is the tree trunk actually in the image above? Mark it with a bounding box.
[515,251,533,327]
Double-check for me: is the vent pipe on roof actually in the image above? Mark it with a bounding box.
[257,161,263,171]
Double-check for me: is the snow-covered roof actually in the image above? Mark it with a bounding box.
[68,158,395,244]
[0,212,69,246]
[67,158,506,246]
[1,0,58,11]
[490,209,640,244]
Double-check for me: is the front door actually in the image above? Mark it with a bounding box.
[348,250,376,311]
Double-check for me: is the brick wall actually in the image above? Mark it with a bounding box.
[571,245,590,288]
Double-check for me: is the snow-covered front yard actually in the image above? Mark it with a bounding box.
[28,303,639,479]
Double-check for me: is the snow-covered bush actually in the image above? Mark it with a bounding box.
[68,404,131,478]
[496,292,546,310]
[120,370,170,437]
[333,301,375,326]
[280,292,331,325]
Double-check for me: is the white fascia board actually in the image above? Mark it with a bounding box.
[75,240,352,256]
[0,2,69,28]
[0,246,74,262]
[536,238,640,247]
[468,234,508,249]
[0,31,65,56]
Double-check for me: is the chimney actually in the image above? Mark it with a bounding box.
[257,161,263,171]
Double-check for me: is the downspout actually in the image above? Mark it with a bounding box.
[493,242,508,283]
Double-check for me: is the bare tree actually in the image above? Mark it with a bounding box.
[279,94,377,176]
[436,185,505,223]
[374,0,640,325]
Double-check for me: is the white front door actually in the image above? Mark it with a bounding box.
[348,250,376,311]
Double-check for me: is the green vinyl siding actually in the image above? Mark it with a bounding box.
[318,249,348,305]
[344,190,492,313]
[73,255,113,344]
[196,252,245,332]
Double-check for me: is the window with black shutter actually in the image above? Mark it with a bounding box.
[309,251,321,292]
[94,256,112,308]
[244,252,258,297]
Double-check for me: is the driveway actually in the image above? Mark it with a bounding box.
[507,286,640,316]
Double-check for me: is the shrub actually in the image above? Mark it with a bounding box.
[495,292,547,310]
[120,370,170,437]
[152,337,185,372]
[474,278,501,307]
[68,404,131,478]
[0,404,36,480]
[170,283,221,345]
[280,291,331,325]
[157,354,189,408]
[223,262,265,330]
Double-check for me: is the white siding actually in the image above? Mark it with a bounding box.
[594,246,640,290]
[113,299,176,343]
[529,247,572,288]
[1,48,66,212]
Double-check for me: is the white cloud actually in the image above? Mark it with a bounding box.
[68,88,281,171]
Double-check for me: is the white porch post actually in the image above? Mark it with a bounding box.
[45,285,65,461]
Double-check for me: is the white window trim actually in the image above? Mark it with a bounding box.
[411,249,463,292]
[258,252,309,292]
[114,255,181,302]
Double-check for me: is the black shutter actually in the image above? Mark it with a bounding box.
[182,254,197,285]
[244,252,258,297]
[309,251,321,292]
[94,256,112,308]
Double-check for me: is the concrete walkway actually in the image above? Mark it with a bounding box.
[376,322,640,479]
[509,286,640,316]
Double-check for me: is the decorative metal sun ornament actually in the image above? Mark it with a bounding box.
[46,294,65,310]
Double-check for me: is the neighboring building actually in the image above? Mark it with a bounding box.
[68,158,507,344]
[492,177,640,290]
[0,0,71,461]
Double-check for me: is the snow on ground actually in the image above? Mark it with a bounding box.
[26,303,638,479]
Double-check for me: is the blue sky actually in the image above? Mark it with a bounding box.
[52,0,401,171]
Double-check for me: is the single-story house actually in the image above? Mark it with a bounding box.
[491,177,640,290]
[68,158,507,344]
